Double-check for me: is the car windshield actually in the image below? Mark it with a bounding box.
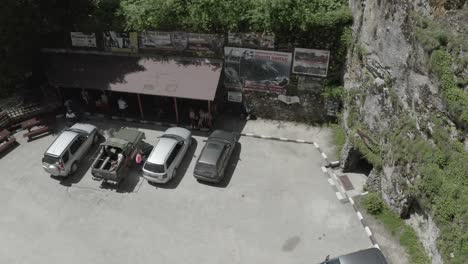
[144,162,165,173]
[42,154,59,165]
[161,134,184,142]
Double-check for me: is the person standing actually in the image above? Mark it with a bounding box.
[189,108,198,129]
[66,109,77,126]
[198,109,206,129]
[206,110,213,129]
[117,97,128,116]
[64,98,73,112]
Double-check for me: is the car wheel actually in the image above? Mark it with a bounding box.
[173,169,177,178]
[71,162,78,174]
[93,134,99,144]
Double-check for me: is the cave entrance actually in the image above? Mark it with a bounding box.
[343,148,374,176]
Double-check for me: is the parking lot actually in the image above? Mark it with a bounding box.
[0,119,371,264]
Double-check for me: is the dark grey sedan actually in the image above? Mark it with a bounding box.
[321,248,388,264]
[194,130,238,183]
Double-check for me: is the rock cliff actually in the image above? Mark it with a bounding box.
[342,0,467,263]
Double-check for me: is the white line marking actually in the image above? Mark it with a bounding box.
[331,173,338,181]
[336,192,344,200]
[327,178,335,186]
[361,191,369,196]
[357,212,363,220]
[296,139,306,143]
[365,227,372,236]
[373,244,380,249]
[338,185,347,194]
[321,166,327,173]
[313,142,319,148]
[349,197,355,205]
[245,133,255,137]
[279,137,288,141]
[260,135,271,139]
[321,153,328,159]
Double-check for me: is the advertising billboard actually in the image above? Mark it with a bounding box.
[70,32,96,48]
[224,47,292,94]
[228,33,275,49]
[138,31,174,50]
[292,48,330,77]
[187,33,224,54]
[103,31,138,53]
[138,31,224,54]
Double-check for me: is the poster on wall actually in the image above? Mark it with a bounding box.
[297,75,324,93]
[171,32,189,51]
[188,33,225,54]
[103,31,138,52]
[70,32,96,47]
[292,48,330,77]
[228,33,275,49]
[138,31,174,50]
[224,47,292,94]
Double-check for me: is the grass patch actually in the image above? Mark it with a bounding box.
[362,193,431,264]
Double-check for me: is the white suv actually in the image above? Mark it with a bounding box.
[42,123,99,177]
[143,127,191,183]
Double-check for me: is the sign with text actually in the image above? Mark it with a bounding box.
[70,32,96,48]
[292,48,330,77]
[224,47,292,94]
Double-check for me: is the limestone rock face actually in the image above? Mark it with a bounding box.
[344,1,467,262]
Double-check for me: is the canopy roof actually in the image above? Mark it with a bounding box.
[44,52,222,101]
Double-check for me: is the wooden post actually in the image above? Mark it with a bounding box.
[207,101,211,115]
[173,97,179,124]
[137,94,144,120]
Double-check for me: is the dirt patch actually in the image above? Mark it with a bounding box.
[353,195,410,264]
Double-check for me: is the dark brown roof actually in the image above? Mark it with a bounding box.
[44,52,222,101]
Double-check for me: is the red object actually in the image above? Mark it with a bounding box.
[135,153,142,164]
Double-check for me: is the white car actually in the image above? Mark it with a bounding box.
[142,127,191,183]
[42,123,99,177]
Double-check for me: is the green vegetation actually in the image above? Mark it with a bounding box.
[330,124,346,157]
[430,50,468,128]
[362,193,431,264]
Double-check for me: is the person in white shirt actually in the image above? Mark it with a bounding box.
[65,109,77,126]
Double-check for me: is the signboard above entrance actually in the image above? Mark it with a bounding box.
[138,31,224,54]
[228,32,275,49]
[103,31,138,53]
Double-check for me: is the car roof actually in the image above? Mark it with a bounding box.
[338,248,388,264]
[45,130,79,156]
[164,127,191,140]
[69,123,96,134]
[147,137,177,164]
[198,141,225,165]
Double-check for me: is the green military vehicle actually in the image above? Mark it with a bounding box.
[91,128,145,184]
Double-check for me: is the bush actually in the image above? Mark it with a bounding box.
[362,192,384,215]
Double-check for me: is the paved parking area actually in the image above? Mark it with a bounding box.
[0,120,370,264]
